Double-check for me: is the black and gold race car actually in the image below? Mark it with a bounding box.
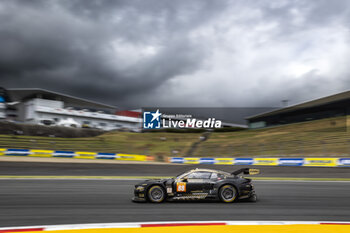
[132,168,259,203]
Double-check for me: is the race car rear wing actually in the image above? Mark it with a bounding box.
[232,168,260,176]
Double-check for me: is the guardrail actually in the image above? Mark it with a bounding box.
[170,157,350,167]
[0,148,153,162]
[1,148,349,166]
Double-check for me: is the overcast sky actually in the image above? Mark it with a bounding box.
[0,0,349,109]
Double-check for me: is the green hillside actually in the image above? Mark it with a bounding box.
[194,116,349,157]
[0,116,349,158]
[0,132,199,158]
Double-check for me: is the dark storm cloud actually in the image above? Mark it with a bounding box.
[0,0,349,109]
[0,0,227,107]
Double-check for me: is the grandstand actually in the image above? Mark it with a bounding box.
[0,88,141,131]
[247,90,350,128]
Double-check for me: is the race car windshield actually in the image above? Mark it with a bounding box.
[175,170,230,178]
[216,170,231,176]
[174,171,189,179]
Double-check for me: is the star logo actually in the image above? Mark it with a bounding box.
[143,109,162,129]
[151,109,161,122]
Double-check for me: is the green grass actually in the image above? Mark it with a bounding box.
[194,116,350,157]
[0,132,200,157]
[0,116,349,158]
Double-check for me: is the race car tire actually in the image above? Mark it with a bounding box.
[147,185,166,203]
[219,185,237,203]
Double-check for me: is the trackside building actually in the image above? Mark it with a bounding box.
[0,88,141,131]
[246,90,350,129]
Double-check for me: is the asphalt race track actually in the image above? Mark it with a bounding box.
[1,161,350,178]
[1,162,350,227]
[1,179,350,227]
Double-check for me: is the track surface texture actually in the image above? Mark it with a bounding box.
[1,161,350,227]
[1,179,350,227]
[1,161,350,178]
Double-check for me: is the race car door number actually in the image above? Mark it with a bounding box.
[177,182,186,192]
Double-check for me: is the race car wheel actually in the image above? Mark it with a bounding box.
[147,185,165,203]
[219,185,237,203]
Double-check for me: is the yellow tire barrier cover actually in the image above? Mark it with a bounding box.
[0,148,6,156]
[75,151,98,159]
[29,149,54,158]
[117,154,148,161]
[183,157,200,164]
[253,158,279,166]
[304,158,338,167]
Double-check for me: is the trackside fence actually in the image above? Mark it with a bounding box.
[0,148,153,162]
[170,157,350,167]
[1,147,350,166]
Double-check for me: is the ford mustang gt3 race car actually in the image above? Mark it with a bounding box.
[132,168,259,203]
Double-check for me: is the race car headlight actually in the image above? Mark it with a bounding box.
[136,186,145,191]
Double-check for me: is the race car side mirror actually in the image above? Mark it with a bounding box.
[182,177,188,182]
[248,169,260,175]
[232,168,260,176]
[242,168,260,175]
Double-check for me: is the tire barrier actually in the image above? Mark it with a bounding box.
[0,148,153,162]
[170,157,350,167]
[1,148,349,166]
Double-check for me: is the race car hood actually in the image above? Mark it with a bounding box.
[134,178,172,187]
[232,168,260,176]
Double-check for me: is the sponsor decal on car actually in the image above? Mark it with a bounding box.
[176,182,186,192]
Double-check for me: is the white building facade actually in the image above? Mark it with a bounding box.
[21,98,141,131]
[0,103,6,119]
[1,88,142,132]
